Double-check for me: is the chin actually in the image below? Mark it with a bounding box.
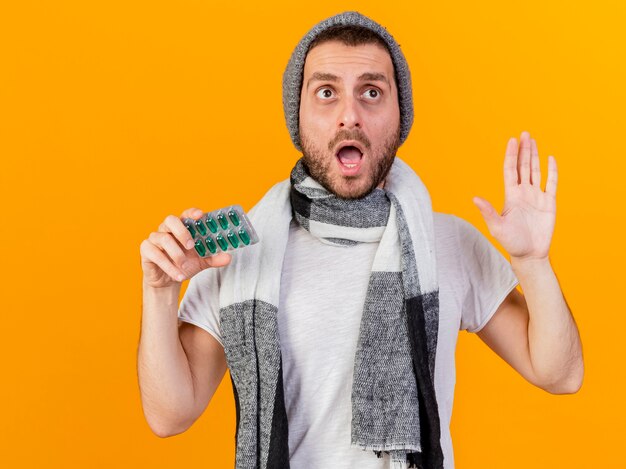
[328,176,380,200]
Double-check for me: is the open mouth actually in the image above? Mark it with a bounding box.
[336,142,364,172]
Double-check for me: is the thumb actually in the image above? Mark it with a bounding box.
[200,252,232,269]
[472,196,502,233]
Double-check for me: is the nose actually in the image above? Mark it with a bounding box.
[338,96,361,130]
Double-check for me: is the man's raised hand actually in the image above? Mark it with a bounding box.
[473,131,557,262]
[140,207,232,289]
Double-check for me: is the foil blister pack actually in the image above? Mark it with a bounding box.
[182,205,259,257]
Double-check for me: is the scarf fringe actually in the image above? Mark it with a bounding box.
[373,450,425,469]
[354,441,422,452]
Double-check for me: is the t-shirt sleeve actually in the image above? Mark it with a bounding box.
[177,268,224,347]
[455,217,519,333]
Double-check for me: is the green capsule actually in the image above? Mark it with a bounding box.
[205,236,217,254]
[227,209,241,226]
[194,239,206,257]
[217,212,229,230]
[184,221,196,238]
[194,219,207,236]
[205,216,218,233]
[237,228,251,245]
[227,231,239,248]
[215,233,228,251]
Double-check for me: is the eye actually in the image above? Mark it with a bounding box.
[362,88,381,100]
[315,88,335,99]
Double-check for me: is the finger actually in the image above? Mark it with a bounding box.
[201,252,232,268]
[472,196,503,234]
[545,155,558,197]
[530,138,541,187]
[503,137,518,195]
[140,240,186,282]
[162,214,195,250]
[148,231,187,269]
[181,207,204,219]
[518,131,531,184]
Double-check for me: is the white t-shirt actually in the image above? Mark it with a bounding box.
[178,212,519,469]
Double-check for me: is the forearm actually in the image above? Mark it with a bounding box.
[511,257,583,393]
[137,283,196,436]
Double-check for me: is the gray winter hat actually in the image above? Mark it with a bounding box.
[282,11,413,152]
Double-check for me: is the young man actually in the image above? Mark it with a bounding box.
[137,11,583,469]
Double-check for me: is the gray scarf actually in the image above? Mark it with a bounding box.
[217,158,443,469]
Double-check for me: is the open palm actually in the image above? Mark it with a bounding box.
[474,131,558,261]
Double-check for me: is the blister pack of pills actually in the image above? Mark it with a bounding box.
[182,205,259,257]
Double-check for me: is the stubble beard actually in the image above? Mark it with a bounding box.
[299,126,402,200]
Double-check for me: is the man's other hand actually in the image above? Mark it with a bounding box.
[473,131,557,262]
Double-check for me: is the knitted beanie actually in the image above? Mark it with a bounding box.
[282,11,413,152]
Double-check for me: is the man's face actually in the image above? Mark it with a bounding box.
[299,40,401,199]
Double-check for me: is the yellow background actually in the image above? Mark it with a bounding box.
[1,0,624,467]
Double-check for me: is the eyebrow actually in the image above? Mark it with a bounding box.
[306,72,389,90]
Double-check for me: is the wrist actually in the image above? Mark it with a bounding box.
[510,255,552,276]
[143,282,181,303]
